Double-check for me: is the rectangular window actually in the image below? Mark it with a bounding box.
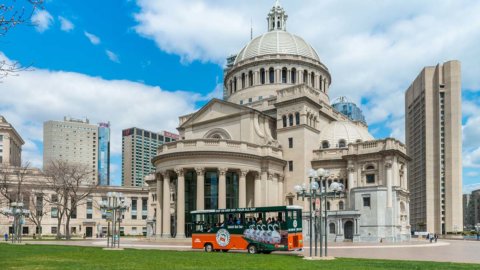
[288,138,293,148]
[288,161,293,172]
[366,174,375,184]
[51,207,58,218]
[71,206,77,219]
[132,227,137,235]
[131,198,137,220]
[142,198,148,220]
[363,197,371,207]
[51,227,57,234]
[86,199,93,219]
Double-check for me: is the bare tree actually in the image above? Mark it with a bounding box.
[44,160,97,239]
[26,189,49,238]
[0,0,43,79]
[0,162,31,203]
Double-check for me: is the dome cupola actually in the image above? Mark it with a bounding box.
[267,0,288,31]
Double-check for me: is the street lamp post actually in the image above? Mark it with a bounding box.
[1,201,30,244]
[294,168,329,258]
[99,192,129,249]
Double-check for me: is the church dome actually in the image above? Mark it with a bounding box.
[234,31,321,65]
[319,121,374,149]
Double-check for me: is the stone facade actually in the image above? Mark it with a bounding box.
[147,2,410,242]
[0,167,150,238]
[0,116,24,167]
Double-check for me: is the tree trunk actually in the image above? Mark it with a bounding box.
[56,217,62,240]
[65,216,71,240]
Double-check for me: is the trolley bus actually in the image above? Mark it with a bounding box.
[191,206,303,254]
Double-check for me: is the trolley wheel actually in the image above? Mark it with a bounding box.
[247,244,258,254]
[204,243,213,252]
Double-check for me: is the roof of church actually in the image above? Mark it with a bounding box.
[319,121,374,147]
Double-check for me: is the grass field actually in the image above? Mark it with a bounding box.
[0,243,479,270]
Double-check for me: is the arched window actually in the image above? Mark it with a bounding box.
[303,70,308,84]
[326,201,330,211]
[366,165,375,170]
[234,77,237,92]
[313,117,317,129]
[338,139,346,148]
[277,21,280,28]
[241,73,245,89]
[288,114,294,126]
[319,75,323,91]
[269,67,275,84]
[282,115,287,128]
[248,71,253,86]
[311,72,315,88]
[291,68,296,84]
[356,139,362,143]
[322,141,329,149]
[281,68,287,83]
[329,223,335,234]
[260,68,266,84]
[339,201,344,210]
[229,80,233,94]
[295,112,300,125]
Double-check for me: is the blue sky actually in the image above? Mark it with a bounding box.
[0,0,479,191]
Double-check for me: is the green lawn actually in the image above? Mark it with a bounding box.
[0,243,478,270]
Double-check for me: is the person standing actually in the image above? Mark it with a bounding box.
[4,233,7,242]
[434,233,438,243]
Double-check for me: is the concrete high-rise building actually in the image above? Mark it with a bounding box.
[0,116,24,167]
[43,117,99,184]
[122,128,178,187]
[98,122,111,186]
[405,60,463,234]
[464,189,480,229]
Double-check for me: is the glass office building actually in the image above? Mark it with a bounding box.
[98,122,111,186]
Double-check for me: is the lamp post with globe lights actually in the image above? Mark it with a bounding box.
[0,201,30,243]
[99,192,129,249]
[293,168,329,258]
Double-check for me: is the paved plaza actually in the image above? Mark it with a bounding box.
[19,238,480,264]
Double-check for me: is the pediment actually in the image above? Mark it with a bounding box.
[179,99,252,128]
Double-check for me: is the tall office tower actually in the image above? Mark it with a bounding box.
[44,117,99,184]
[0,116,24,167]
[122,128,178,187]
[98,122,111,186]
[405,60,463,234]
[332,96,367,124]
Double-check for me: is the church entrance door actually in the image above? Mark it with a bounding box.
[344,221,354,240]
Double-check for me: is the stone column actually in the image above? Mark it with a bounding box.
[254,172,262,207]
[239,170,248,208]
[156,174,163,238]
[162,171,171,238]
[175,168,185,238]
[195,167,205,210]
[218,168,227,209]
[267,171,274,206]
[277,175,284,205]
[261,170,268,206]
[347,166,355,208]
[272,173,279,205]
[385,161,393,208]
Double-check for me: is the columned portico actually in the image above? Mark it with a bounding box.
[254,172,262,207]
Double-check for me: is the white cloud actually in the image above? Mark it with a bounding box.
[0,53,202,169]
[133,0,480,118]
[31,10,54,32]
[58,16,74,32]
[105,50,120,63]
[84,31,101,45]
[467,171,479,177]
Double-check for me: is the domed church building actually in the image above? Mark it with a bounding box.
[146,1,410,242]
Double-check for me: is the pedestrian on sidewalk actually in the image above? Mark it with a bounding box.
[429,233,433,243]
[434,233,438,243]
[4,233,7,241]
